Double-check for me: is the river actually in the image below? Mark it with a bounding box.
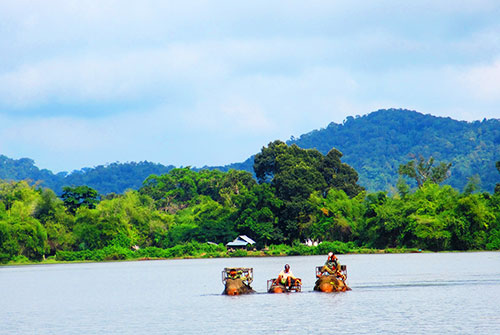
[1,252,499,334]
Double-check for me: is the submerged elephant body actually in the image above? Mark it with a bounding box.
[267,278,302,293]
[314,275,351,292]
[223,278,255,295]
[268,282,287,293]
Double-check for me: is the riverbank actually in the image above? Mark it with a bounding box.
[0,241,428,266]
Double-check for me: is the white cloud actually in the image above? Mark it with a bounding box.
[1,1,500,172]
[459,59,500,102]
[0,47,219,108]
[0,36,365,111]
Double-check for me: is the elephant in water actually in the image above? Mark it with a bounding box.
[222,268,255,295]
[313,264,351,292]
[314,274,351,292]
[267,278,302,293]
[223,278,255,295]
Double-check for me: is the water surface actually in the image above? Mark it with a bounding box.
[1,252,499,334]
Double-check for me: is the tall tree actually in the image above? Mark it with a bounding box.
[253,140,363,242]
[61,186,100,214]
[495,161,500,194]
[398,155,451,188]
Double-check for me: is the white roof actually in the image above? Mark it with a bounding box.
[226,235,256,246]
[238,235,255,244]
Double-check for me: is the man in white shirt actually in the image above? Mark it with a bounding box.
[277,264,298,289]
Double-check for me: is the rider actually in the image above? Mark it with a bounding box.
[276,264,299,289]
[320,252,346,281]
[227,269,247,281]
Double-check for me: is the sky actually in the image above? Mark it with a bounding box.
[1,1,500,173]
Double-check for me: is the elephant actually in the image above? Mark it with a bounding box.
[267,278,302,293]
[222,268,255,295]
[313,275,351,292]
[223,278,255,295]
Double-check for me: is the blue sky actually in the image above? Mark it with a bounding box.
[1,1,500,173]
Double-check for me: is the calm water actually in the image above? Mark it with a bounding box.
[1,252,499,334]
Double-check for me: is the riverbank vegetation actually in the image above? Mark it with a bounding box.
[1,141,499,265]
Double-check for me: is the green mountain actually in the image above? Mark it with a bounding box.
[0,156,174,194]
[1,109,499,194]
[287,109,500,192]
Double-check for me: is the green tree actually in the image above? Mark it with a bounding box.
[398,155,452,188]
[307,189,365,243]
[463,175,481,195]
[34,188,75,254]
[232,183,283,246]
[358,192,406,248]
[451,193,495,250]
[61,185,100,214]
[403,183,456,251]
[140,168,200,211]
[161,196,237,246]
[253,140,363,242]
[0,180,48,261]
[495,161,500,194]
[191,196,237,243]
[320,148,364,197]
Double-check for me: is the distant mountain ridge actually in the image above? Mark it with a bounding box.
[0,156,174,194]
[287,109,500,192]
[1,109,499,193]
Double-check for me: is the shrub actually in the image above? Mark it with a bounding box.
[486,229,500,250]
[0,252,11,264]
[10,255,30,264]
[289,244,315,256]
[317,241,352,254]
[267,244,291,256]
[229,249,247,257]
[102,245,133,261]
[135,247,168,258]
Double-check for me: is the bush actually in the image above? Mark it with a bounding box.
[317,241,352,254]
[486,229,500,250]
[289,244,315,256]
[10,255,30,264]
[102,245,133,260]
[0,252,11,264]
[109,233,132,248]
[229,249,247,257]
[267,244,291,256]
[135,247,168,258]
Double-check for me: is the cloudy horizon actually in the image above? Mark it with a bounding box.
[1,1,500,172]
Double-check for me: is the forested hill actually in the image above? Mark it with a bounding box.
[288,109,500,192]
[0,156,174,194]
[1,109,499,194]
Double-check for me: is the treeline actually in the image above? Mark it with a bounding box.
[1,141,499,264]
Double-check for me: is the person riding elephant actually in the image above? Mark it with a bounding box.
[320,252,346,281]
[227,269,246,281]
[276,264,300,289]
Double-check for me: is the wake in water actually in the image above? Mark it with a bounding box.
[353,277,500,290]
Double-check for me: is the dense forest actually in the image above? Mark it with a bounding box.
[289,109,500,192]
[2,109,498,195]
[1,141,499,264]
[0,156,174,195]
